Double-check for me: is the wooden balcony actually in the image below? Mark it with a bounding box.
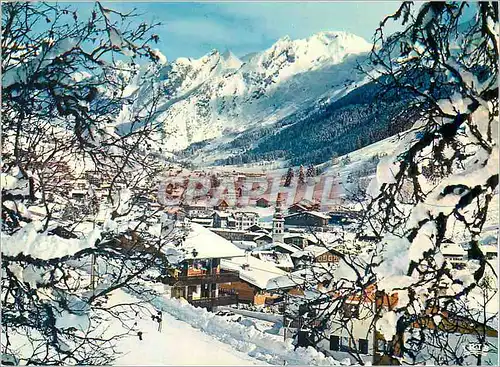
[169,270,240,286]
[189,294,239,310]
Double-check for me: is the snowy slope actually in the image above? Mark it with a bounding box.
[111,291,265,366]
[131,286,343,366]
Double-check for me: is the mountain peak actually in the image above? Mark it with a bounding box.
[221,49,243,70]
[250,30,370,82]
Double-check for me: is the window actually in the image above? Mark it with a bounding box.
[359,339,369,354]
[330,335,340,351]
[377,339,385,352]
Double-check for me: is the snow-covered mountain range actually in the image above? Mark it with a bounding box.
[113,32,385,164]
[153,31,371,150]
[112,31,416,167]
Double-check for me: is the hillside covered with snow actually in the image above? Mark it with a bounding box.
[109,31,415,167]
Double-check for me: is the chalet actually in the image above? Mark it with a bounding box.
[256,197,271,208]
[164,183,184,201]
[74,179,88,190]
[132,194,151,205]
[287,203,308,214]
[328,210,358,225]
[284,211,331,228]
[254,233,273,246]
[291,245,341,268]
[310,246,341,264]
[283,233,318,249]
[288,199,320,214]
[246,224,270,234]
[163,223,244,311]
[214,199,230,211]
[219,255,286,305]
[84,170,102,186]
[233,211,259,230]
[480,244,498,260]
[70,189,87,201]
[441,242,467,269]
[212,211,235,229]
[182,203,212,218]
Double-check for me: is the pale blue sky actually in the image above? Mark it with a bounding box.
[73,2,405,61]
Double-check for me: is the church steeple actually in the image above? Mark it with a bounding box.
[272,206,285,242]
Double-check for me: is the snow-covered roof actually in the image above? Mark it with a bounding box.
[285,211,331,220]
[253,241,300,254]
[253,251,294,269]
[179,223,245,260]
[213,210,232,218]
[441,243,467,256]
[307,211,331,219]
[254,233,272,241]
[191,217,213,224]
[291,198,319,207]
[283,233,307,239]
[267,266,332,291]
[289,204,307,211]
[246,224,268,232]
[221,255,286,290]
[480,244,498,255]
[26,205,51,218]
[210,228,246,234]
[232,241,258,250]
[291,244,334,258]
[233,211,259,218]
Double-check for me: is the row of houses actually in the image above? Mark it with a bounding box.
[180,198,353,229]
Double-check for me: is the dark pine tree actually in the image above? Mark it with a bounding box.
[298,165,305,185]
[284,167,294,187]
[306,164,315,178]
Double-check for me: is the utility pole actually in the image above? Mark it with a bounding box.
[372,290,381,366]
[90,253,96,295]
